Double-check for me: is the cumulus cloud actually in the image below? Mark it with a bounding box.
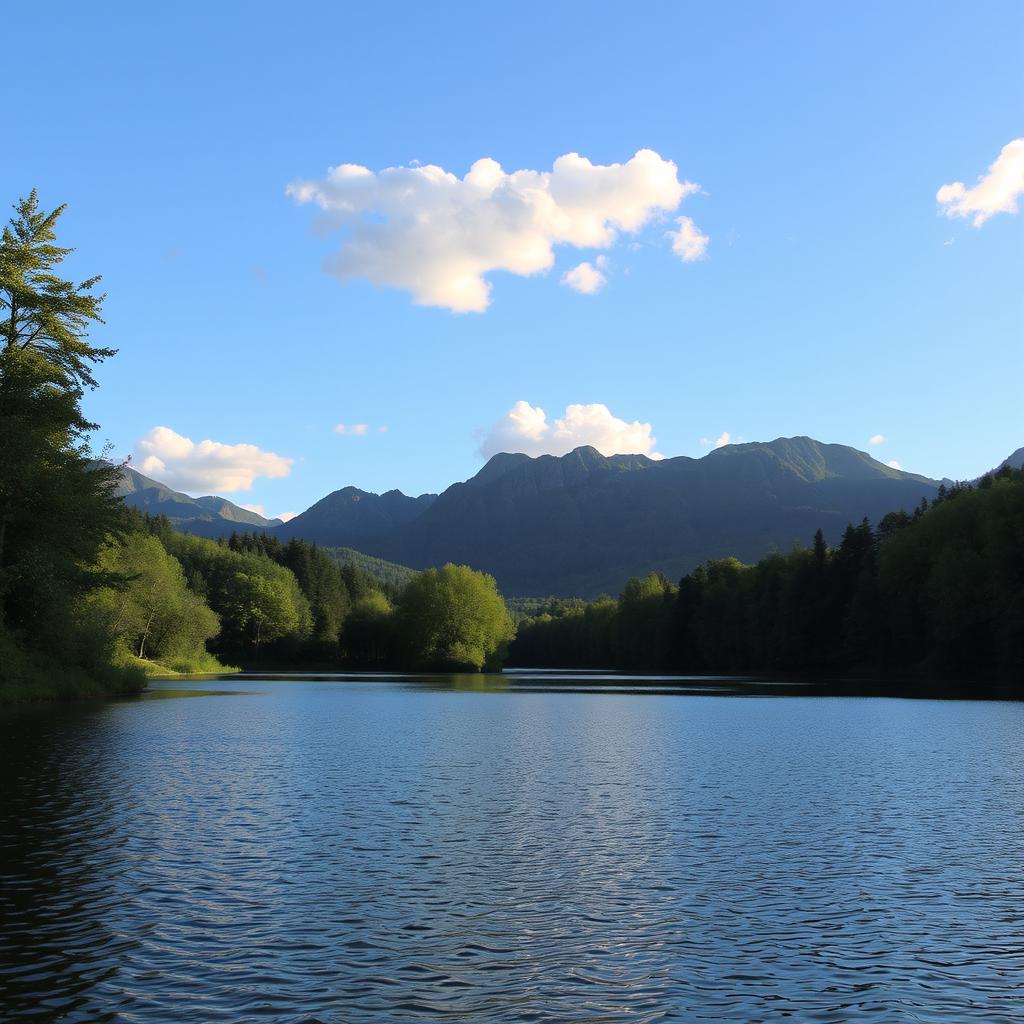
[561,260,606,294]
[479,401,661,459]
[288,149,704,311]
[668,215,710,261]
[869,434,886,446]
[135,427,292,494]
[335,423,370,436]
[937,138,1024,226]
[700,431,731,449]
[241,504,299,523]
[886,460,902,471]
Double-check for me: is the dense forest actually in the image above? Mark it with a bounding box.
[510,469,1024,685]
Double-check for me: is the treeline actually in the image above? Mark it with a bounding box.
[510,469,1024,683]
[128,516,515,672]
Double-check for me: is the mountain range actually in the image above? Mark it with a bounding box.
[113,465,283,537]
[110,435,1013,597]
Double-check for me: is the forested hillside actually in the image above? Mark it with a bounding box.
[510,468,1024,684]
[276,439,943,596]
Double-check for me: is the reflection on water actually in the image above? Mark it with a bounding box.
[2,673,1023,1022]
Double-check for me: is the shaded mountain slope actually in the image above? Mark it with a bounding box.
[276,487,437,546]
[277,437,944,597]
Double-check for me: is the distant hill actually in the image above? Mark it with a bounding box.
[275,437,946,597]
[112,465,282,537]
[321,547,419,591]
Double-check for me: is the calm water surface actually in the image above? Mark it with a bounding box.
[2,672,1023,1022]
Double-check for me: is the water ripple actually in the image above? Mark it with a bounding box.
[1,675,1023,1022]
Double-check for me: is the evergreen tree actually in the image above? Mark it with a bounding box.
[1,191,112,391]
[0,193,124,652]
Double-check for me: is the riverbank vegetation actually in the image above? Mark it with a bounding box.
[510,468,1024,684]
[131,518,514,672]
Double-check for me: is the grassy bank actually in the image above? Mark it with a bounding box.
[0,631,146,703]
[0,632,238,703]
[122,652,241,677]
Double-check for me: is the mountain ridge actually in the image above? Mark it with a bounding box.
[112,464,282,536]
[112,438,1019,598]
[273,437,947,596]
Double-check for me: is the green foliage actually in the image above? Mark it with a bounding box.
[85,534,220,665]
[508,598,616,668]
[322,547,419,594]
[396,563,515,671]
[510,470,1024,685]
[163,531,312,657]
[614,573,675,669]
[0,348,126,636]
[0,191,112,391]
[223,571,303,649]
[0,193,133,699]
[879,469,1024,677]
[0,626,145,703]
[341,592,394,667]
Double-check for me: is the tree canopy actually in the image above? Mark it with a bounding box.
[397,563,515,671]
[0,191,112,391]
[511,470,1024,686]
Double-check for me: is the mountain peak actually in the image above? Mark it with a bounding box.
[469,452,534,487]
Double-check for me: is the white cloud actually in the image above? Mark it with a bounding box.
[136,427,292,495]
[869,434,886,446]
[886,459,902,470]
[668,215,709,262]
[335,423,369,436]
[561,260,606,294]
[239,503,297,523]
[288,149,705,311]
[479,400,661,459]
[700,431,731,449]
[937,138,1024,227]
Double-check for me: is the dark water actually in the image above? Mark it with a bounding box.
[2,673,1023,1022]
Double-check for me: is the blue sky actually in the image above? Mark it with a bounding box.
[7,2,1022,518]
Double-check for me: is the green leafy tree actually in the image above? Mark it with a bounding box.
[87,533,219,665]
[341,592,394,666]
[222,571,302,650]
[396,563,514,671]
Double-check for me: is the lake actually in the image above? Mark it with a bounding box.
[2,672,1022,1022]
